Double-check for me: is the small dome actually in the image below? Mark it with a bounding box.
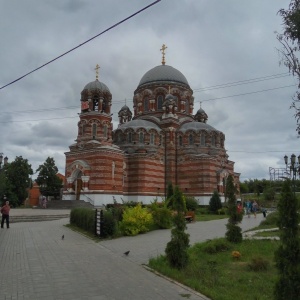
[119,119,161,132]
[83,79,110,93]
[137,65,190,88]
[120,104,131,112]
[194,107,208,123]
[179,121,217,133]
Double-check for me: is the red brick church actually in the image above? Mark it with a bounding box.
[64,45,240,206]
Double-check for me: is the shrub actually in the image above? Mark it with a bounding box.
[202,239,231,254]
[152,207,173,229]
[70,207,95,233]
[209,191,222,213]
[248,256,270,271]
[102,210,118,238]
[119,203,153,236]
[225,223,242,243]
[260,211,278,226]
[185,197,198,211]
[217,208,227,215]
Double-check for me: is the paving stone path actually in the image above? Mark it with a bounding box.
[0,209,265,300]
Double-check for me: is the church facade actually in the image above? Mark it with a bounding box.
[64,47,240,206]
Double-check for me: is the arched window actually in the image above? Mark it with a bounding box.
[139,132,144,143]
[157,95,163,110]
[212,135,215,146]
[173,95,178,105]
[185,100,189,113]
[117,132,122,143]
[103,125,107,138]
[93,96,99,111]
[150,133,154,145]
[92,123,97,139]
[128,132,132,143]
[201,134,206,146]
[81,123,85,136]
[189,134,194,145]
[178,135,183,146]
[144,97,149,112]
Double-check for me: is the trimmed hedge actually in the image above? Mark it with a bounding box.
[70,207,95,233]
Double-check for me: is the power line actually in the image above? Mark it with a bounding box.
[193,72,290,92]
[0,0,161,91]
[200,84,296,102]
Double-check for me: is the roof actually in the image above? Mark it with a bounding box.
[137,65,190,88]
[118,119,161,132]
[179,121,218,133]
[83,80,110,93]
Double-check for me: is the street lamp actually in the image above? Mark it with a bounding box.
[284,154,300,194]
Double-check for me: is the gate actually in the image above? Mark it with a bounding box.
[95,209,104,238]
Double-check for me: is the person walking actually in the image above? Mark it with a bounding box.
[1,199,11,228]
[252,200,258,218]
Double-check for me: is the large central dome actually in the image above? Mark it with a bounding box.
[137,65,190,88]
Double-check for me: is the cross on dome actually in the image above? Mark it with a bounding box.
[95,64,100,80]
[160,44,167,65]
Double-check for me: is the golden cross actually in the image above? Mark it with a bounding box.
[95,64,100,80]
[160,44,167,65]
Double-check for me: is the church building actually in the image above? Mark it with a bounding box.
[64,45,240,206]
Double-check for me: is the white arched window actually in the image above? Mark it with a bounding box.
[139,132,144,143]
[150,133,154,145]
[189,134,194,145]
[103,125,107,138]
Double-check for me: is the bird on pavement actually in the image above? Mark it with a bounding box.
[62,235,64,240]
[124,251,130,256]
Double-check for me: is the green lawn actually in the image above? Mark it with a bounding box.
[149,238,279,300]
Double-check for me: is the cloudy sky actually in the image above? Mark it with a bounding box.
[0,0,297,182]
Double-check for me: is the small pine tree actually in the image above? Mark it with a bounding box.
[165,186,190,269]
[166,182,174,208]
[225,175,243,243]
[274,179,300,299]
[209,190,222,213]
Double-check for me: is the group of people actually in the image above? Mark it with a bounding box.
[237,200,259,218]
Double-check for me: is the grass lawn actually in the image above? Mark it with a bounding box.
[149,238,279,300]
[195,214,228,222]
[253,230,280,238]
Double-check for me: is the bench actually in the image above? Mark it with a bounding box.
[184,215,193,223]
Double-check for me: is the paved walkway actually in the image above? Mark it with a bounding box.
[0,209,264,300]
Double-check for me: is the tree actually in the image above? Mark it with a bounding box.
[5,156,33,206]
[225,175,243,243]
[36,157,63,199]
[277,0,300,134]
[274,179,300,299]
[209,190,222,213]
[166,182,174,208]
[165,186,190,269]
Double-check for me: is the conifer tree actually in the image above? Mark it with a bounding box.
[209,190,222,213]
[274,179,300,299]
[225,175,243,243]
[165,186,190,269]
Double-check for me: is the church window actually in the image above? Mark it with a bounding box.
[81,123,85,136]
[157,95,163,110]
[117,132,122,142]
[102,100,106,113]
[212,135,216,146]
[173,96,178,105]
[103,125,107,138]
[201,134,206,146]
[92,123,97,139]
[189,134,194,145]
[93,96,99,111]
[139,132,144,143]
[185,100,189,112]
[144,97,149,112]
[178,135,183,146]
[128,132,132,143]
[150,133,154,145]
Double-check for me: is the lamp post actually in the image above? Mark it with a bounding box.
[284,154,300,195]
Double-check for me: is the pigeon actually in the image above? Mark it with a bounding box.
[62,235,64,240]
[124,251,130,256]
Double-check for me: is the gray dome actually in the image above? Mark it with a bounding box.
[138,65,190,88]
[83,80,110,93]
[119,119,161,132]
[179,121,217,133]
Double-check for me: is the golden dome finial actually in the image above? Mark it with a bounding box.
[95,64,100,80]
[160,44,167,65]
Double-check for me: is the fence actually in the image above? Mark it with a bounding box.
[95,209,104,238]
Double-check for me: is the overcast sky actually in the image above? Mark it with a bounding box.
[0,0,297,182]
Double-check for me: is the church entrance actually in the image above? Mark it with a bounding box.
[72,170,83,201]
